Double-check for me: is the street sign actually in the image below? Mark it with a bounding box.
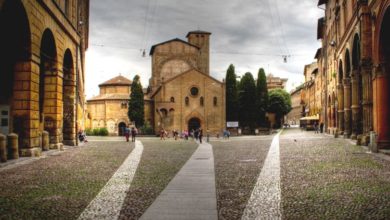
[227,121,239,128]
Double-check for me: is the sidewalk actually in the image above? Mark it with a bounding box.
[140,143,218,220]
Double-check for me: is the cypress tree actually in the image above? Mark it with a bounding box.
[256,68,269,127]
[239,72,257,130]
[225,64,239,122]
[128,75,145,127]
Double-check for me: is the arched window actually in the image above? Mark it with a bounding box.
[200,97,204,106]
[170,97,175,103]
[185,97,189,106]
[213,97,217,106]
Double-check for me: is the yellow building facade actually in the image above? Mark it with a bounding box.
[0,0,89,156]
[148,31,226,134]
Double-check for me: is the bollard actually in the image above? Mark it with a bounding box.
[370,131,378,153]
[0,133,7,162]
[42,131,49,151]
[7,133,19,160]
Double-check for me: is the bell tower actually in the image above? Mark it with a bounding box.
[186,30,211,75]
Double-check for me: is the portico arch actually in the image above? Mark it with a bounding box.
[351,34,363,139]
[344,49,352,137]
[62,49,76,145]
[375,6,390,148]
[40,29,60,145]
[0,0,31,137]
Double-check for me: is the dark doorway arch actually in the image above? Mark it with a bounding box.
[0,0,31,134]
[188,118,201,132]
[118,122,126,136]
[62,49,75,144]
[377,7,390,146]
[40,29,57,124]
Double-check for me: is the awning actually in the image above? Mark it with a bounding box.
[300,115,320,121]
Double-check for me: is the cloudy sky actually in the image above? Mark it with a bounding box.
[85,0,323,98]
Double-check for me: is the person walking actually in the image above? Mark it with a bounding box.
[160,128,165,140]
[198,128,203,144]
[131,127,137,142]
[124,125,130,142]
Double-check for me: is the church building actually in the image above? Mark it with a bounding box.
[147,31,226,134]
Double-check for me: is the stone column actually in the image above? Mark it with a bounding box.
[361,60,373,145]
[373,63,390,149]
[343,78,352,138]
[337,84,344,135]
[63,81,76,146]
[13,60,41,157]
[0,134,7,162]
[351,70,360,140]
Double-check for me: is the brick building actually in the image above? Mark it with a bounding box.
[0,0,89,156]
[266,74,288,91]
[147,31,226,134]
[86,75,154,136]
[316,0,390,148]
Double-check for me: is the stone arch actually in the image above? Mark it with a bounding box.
[338,59,344,83]
[0,0,31,136]
[352,34,363,137]
[159,59,193,81]
[374,5,390,148]
[40,28,59,144]
[62,49,76,145]
[352,34,361,70]
[118,122,126,136]
[343,49,352,137]
[344,49,352,78]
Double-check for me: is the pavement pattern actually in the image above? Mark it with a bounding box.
[140,142,218,220]
[78,140,144,220]
[242,132,282,220]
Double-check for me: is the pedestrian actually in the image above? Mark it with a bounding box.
[124,125,130,142]
[174,130,178,140]
[131,127,137,142]
[198,128,203,144]
[227,130,230,139]
[320,122,324,133]
[160,128,165,140]
[314,122,318,134]
[194,129,199,140]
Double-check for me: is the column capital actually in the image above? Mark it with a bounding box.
[343,78,351,85]
[372,62,387,79]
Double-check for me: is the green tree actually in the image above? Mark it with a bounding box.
[256,68,268,127]
[239,72,257,130]
[128,75,145,127]
[225,64,239,122]
[268,89,292,128]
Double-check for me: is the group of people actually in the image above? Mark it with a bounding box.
[124,126,138,142]
[159,128,204,143]
[313,122,324,134]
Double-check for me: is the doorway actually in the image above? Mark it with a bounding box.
[188,118,201,132]
[118,122,126,136]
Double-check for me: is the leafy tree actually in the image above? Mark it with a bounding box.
[225,64,239,122]
[256,68,268,127]
[268,89,292,128]
[128,75,145,127]
[238,72,257,129]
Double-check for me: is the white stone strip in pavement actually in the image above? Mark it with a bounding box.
[78,141,144,220]
[242,131,282,220]
[140,143,218,220]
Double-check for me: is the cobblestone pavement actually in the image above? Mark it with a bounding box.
[0,140,134,220]
[118,138,198,220]
[280,128,390,219]
[242,132,282,220]
[140,142,217,220]
[78,141,143,220]
[212,136,273,220]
